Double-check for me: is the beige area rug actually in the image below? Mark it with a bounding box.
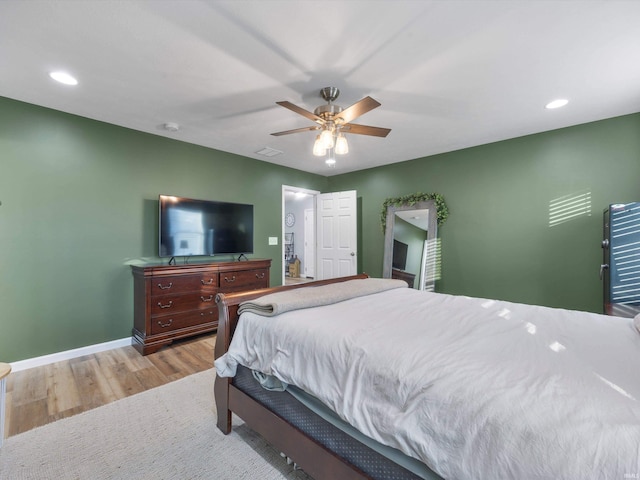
[0,369,311,479]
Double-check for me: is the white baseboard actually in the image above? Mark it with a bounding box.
[10,338,132,372]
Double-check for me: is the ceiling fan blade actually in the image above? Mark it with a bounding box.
[336,96,381,124]
[271,126,320,136]
[342,123,391,138]
[276,101,324,124]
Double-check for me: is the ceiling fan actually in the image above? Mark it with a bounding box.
[271,87,391,160]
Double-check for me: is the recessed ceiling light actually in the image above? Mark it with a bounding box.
[545,99,569,109]
[49,71,78,86]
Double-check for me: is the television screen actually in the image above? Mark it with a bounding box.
[392,239,408,270]
[159,195,254,257]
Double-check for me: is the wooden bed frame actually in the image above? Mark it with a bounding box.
[214,274,378,480]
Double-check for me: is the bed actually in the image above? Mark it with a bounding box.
[214,274,640,480]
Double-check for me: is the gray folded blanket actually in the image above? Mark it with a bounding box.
[238,277,408,317]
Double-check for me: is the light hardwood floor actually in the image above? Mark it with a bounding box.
[4,333,215,438]
[285,276,315,285]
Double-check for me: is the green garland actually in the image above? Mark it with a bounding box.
[381,192,449,233]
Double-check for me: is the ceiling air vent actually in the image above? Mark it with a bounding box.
[255,147,283,157]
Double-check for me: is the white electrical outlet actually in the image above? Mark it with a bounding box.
[268,237,278,246]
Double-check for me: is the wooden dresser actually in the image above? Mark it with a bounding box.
[132,258,271,355]
[392,268,416,289]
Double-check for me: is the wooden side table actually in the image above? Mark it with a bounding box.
[0,363,10,447]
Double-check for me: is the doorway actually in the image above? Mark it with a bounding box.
[282,187,358,286]
[282,186,319,285]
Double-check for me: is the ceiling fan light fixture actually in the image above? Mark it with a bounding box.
[320,128,334,149]
[312,135,326,156]
[272,86,390,161]
[335,134,349,155]
[325,157,336,168]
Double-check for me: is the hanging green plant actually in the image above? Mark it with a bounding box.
[381,192,449,233]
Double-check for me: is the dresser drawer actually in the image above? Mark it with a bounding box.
[150,309,217,335]
[150,274,218,296]
[219,268,269,292]
[151,292,217,315]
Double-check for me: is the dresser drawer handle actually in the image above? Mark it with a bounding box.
[157,301,173,309]
[200,295,214,302]
[157,282,173,290]
[201,278,214,285]
[224,275,236,283]
[255,272,265,279]
[200,311,215,317]
[157,319,173,328]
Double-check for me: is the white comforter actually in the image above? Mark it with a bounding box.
[215,287,640,480]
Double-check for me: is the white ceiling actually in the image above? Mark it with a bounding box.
[1,1,639,176]
[396,209,430,231]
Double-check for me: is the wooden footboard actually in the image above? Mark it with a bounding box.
[214,274,372,479]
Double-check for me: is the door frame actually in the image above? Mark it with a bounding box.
[282,185,320,285]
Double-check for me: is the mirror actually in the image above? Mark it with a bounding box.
[382,200,438,291]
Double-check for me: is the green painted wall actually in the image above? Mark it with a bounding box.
[0,96,328,362]
[3,94,638,362]
[328,113,640,313]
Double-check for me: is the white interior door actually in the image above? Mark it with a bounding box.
[316,190,357,280]
[303,208,315,278]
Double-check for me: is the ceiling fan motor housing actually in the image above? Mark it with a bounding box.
[316,87,343,120]
[314,103,343,119]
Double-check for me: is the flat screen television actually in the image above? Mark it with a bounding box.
[159,195,254,257]
[392,239,408,271]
